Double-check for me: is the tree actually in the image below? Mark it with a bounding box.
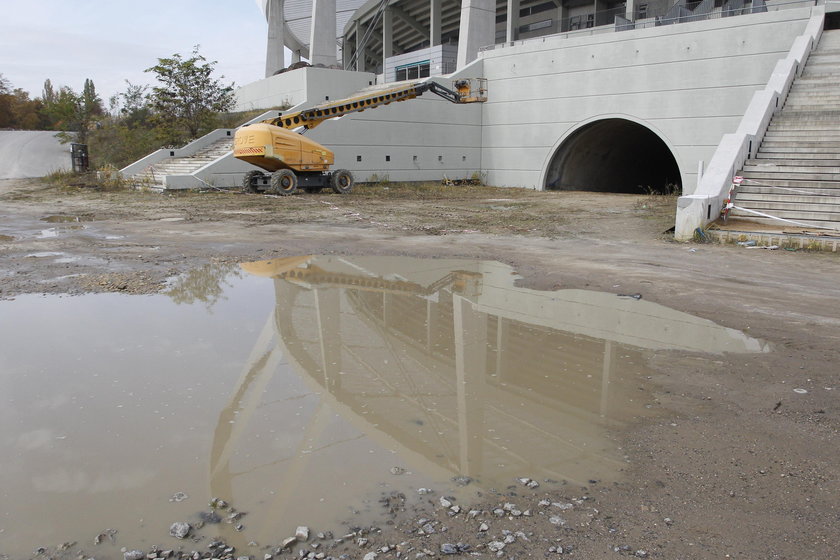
[145,45,235,144]
[0,74,12,128]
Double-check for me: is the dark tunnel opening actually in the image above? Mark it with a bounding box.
[545,119,682,194]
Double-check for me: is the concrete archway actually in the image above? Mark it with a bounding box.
[544,118,682,194]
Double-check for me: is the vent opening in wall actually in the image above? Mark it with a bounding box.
[413,155,418,162]
[356,155,362,162]
[438,155,443,162]
[385,155,390,162]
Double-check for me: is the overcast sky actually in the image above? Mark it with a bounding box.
[0,0,274,105]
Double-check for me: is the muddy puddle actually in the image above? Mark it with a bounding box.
[0,256,768,558]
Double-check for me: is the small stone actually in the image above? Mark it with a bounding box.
[487,542,505,553]
[527,480,539,489]
[452,476,472,487]
[418,488,432,495]
[296,527,310,541]
[635,551,649,558]
[439,497,453,508]
[169,492,189,503]
[363,553,378,560]
[511,510,522,517]
[391,467,406,475]
[125,551,145,560]
[199,511,222,524]
[517,478,531,486]
[523,510,531,517]
[449,506,461,515]
[422,523,436,534]
[282,537,298,550]
[209,498,229,509]
[440,544,458,555]
[549,517,566,526]
[503,535,515,544]
[357,538,369,548]
[478,523,489,532]
[492,509,504,517]
[265,555,273,560]
[169,522,191,540]
[538,500,550,507]
[467,510,480,518]
[502,503,515,511]
[663,517,673,525]
[552,503,573,510]
[237,556,250,560]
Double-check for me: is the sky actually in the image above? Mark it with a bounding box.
[0,0,276,106]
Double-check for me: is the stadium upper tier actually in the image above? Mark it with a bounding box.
[257,0,668,74]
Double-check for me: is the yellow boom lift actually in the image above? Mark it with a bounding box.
[233,79,487,195]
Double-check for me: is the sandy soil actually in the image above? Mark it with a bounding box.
[1,178,838,560]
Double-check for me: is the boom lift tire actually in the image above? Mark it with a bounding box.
[242,170,263,193]
[270,169,298,196]
[330,169,354,194]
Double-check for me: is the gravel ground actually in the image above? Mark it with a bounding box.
[1,178,838,560]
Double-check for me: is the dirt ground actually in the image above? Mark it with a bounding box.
[1,178,838,560]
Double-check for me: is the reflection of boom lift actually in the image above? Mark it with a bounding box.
[232,79,487,196]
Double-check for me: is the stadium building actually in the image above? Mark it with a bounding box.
[123,0,840,239]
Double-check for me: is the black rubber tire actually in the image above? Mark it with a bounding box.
[330,169,354,194]
[304,187,323,193]
[269,169,298,196]
[242,170,263,193]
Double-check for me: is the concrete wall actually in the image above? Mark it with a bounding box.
[234,67,376,111]
[478,6,815,191]
[302,68,485,183]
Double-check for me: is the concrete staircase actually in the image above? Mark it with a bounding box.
[130,137,233,188]
[733,29,840,230]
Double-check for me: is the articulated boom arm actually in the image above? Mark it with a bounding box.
[265,78,487,131]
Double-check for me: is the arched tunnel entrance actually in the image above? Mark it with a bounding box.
[545,118,682,194]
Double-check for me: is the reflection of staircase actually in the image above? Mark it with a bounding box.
[131,137,233,188]
[733,29,840,231]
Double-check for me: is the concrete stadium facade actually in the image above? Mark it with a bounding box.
[243,1,827,195]
[125,0,836,240]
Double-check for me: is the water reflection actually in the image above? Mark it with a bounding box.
[0,256,769,556]
[165,262,241,308]
[211,256,767,509]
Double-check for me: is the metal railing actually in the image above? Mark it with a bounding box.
[480,0,824,52]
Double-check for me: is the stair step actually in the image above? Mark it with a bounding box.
[736,185,840,196]
[765,121,840,129]
[732,177,840,189]
[730,208,840,228]
[753,156,840,165]
[729,206,840,223]
[743,162,840,172]
[733,193,840,206]
[760,144,840,152]
[740,169,840,181]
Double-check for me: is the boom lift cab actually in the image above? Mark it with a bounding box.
[233,79,486,195]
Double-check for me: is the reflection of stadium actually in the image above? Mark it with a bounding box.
[210,256,768,519]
